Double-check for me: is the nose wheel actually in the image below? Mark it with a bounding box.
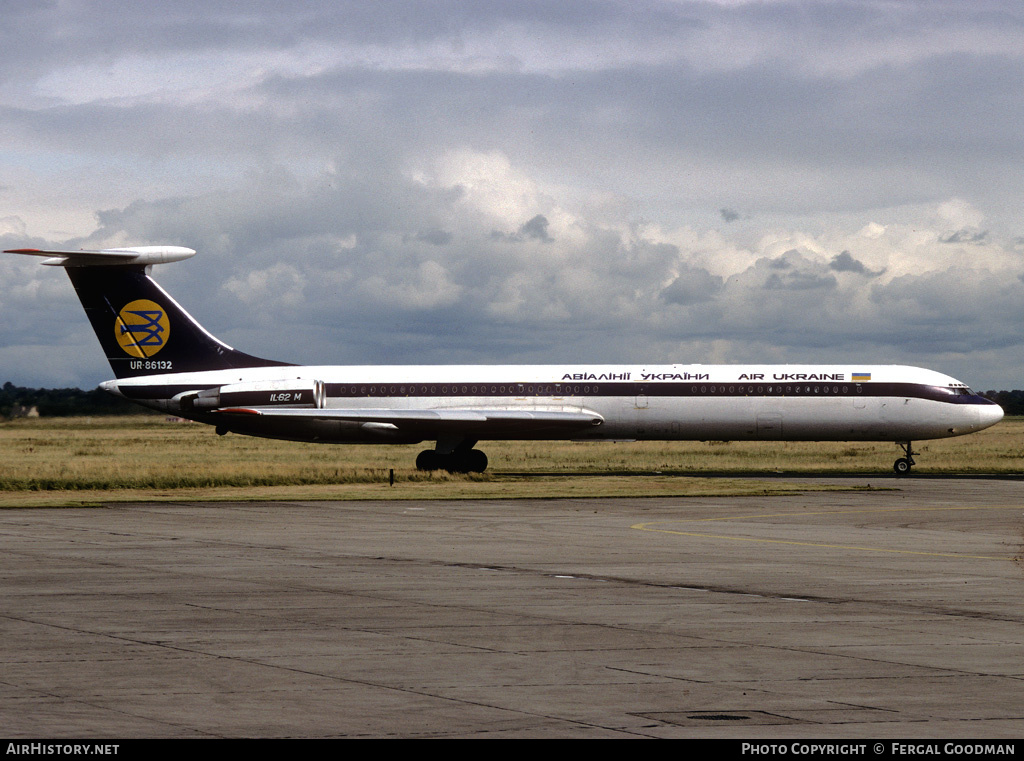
[893,441,917,475]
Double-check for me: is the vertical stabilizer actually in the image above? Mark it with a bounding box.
[6,247,290,378]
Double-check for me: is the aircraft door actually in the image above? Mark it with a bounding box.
[635,385,648,409]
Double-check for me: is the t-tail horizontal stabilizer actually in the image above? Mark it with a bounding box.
[4,246,196,267]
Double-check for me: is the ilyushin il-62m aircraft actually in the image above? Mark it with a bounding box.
[6,245,1004,475]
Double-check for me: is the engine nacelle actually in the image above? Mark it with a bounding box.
[190,379,326,410]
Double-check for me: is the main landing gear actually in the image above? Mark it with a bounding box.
[416,440,489,473]
[893,441,918,476]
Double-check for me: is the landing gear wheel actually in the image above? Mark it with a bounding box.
[893,457,912,476]
[893,441,917,476]
[465,448,488,473]
[445,448,488,474]
[416,450,442,471]
[416,448,489,473]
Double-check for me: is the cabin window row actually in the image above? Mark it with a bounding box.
[335,385,596,396]
[692,385,861,395]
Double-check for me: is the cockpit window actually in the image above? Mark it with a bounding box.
[936,386,974,397]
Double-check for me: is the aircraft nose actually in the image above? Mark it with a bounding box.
[977,399,1004,430]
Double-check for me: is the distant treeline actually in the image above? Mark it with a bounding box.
[2,381,1023,418]
[981,390,1024,416]
[0,382,146,418]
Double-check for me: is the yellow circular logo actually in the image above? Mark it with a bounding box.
[114,299,170,358]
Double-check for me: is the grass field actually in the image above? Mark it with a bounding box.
[0,415,1020,506]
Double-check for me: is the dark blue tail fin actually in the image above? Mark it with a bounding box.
[6,247,291,378]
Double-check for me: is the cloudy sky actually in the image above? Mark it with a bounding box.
[3,0,1024,391]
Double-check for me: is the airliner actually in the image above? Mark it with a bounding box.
[5,245,1003,475]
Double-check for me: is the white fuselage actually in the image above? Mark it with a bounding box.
[107,362,1003,444]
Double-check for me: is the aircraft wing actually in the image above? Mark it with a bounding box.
[214,406,604,436]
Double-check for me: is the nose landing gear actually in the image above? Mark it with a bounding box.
[893,441,917,475]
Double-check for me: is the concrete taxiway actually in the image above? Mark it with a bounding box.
[2,477,1024,738]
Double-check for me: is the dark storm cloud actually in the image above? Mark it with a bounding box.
[245,50,1024,217]
[661,265,723,306]
[6,3,1024,214]
[492,215,553,243]
[741,251,838,292]
[0,0,704,86]
[519,215,552,242]
[829,250,883,276]
[941,228,989,244]
[765,271,837,291]
[412,229,453,246]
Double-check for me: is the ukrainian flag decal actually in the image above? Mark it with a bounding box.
[852,372,871,382]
